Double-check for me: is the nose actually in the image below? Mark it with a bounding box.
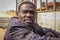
[26,13,32,17]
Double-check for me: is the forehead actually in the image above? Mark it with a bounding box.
[20,4,35,11]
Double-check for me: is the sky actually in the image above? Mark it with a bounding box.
[0,0,60,12]
[0,0,16,12]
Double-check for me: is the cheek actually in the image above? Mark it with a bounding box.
[32,15,36,20]
[18,13,25,20]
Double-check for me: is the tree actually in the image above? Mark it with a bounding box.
[41,2,46,7]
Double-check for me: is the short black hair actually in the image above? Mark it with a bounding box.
[18,1,36,13]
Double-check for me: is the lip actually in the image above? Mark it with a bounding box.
[24,19,32,22]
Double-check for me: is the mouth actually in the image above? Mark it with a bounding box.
[23,18,34,26]
[24,19,33,26]
[25,20,32,22]
[24,18,33,23]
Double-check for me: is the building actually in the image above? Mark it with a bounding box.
[48,2,60,10]
[37,2,60,12]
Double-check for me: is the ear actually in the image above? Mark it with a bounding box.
[35,12,37,16]
[16,12,21,16]
[35,12,37,22]
[16,11,18,16]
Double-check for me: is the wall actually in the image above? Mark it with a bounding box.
[37,11,60,32]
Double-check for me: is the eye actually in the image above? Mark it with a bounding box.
[23,10,28,14]
[30,11,35,15]
[22,10,35,15]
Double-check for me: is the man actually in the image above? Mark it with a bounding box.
[4,1,60,40]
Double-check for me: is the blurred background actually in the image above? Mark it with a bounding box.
[0,0,60,40]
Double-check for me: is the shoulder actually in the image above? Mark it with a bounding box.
[8,17,19,26]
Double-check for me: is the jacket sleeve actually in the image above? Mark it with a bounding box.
[42,28,60,38]
[4,26,60,40]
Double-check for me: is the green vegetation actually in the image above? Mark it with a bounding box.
[0,26,7,29]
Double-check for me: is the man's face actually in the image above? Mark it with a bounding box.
[18,4,36,26]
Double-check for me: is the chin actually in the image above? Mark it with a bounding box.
[25,22,33,26]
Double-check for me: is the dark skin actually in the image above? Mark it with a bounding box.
[18,4,36,27]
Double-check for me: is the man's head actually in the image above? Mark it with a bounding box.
[18,1,36,26]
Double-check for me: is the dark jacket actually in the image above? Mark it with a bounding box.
[4,17,60,40]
